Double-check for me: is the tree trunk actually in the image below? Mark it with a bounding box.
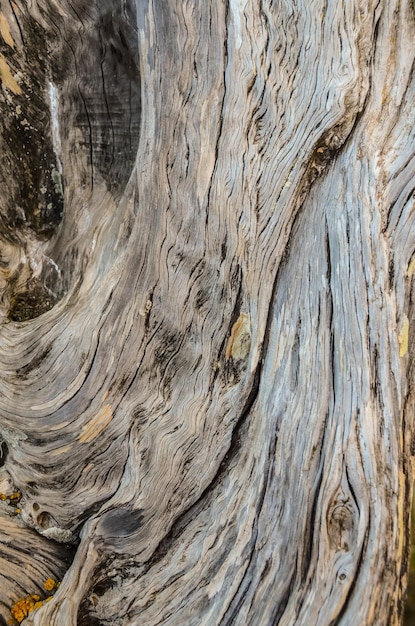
[0,1,414,624]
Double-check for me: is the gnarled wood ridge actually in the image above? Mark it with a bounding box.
[0,1,414,624]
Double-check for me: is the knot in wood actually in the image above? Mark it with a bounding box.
[327,499,356,552]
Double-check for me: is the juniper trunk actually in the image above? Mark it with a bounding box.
[0,1,414,625]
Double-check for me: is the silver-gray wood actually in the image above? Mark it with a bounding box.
[0,1,414,624]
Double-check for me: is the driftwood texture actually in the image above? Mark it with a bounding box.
[0,0,414,624]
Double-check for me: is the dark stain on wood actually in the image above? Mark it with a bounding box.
[15,343,52,378]
[0,17,64,240]
[97,508,144,538]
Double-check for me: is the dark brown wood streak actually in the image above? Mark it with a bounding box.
[0,0,414,624]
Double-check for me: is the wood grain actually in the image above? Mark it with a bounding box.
[0,0,414,624]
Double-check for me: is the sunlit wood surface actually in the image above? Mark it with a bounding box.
[0,1,414,624]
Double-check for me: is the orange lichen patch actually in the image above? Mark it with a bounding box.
[0,54,22,94]
[10,594,42,623]
[78,403,113,443]
[9,579,61,623]
[0,491,21,504]
[0,13,15,48]
[44,578,56,592]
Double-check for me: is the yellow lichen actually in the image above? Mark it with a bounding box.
[44,578,56,591]
[0,490,21,515]
[0,491,21,505]
[9,580,60,623]
[10,594,42,623]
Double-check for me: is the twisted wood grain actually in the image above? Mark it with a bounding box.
[0,0,414,624]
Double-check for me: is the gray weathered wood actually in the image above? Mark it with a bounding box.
[0,0,414,624]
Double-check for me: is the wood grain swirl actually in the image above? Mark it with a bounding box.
[0,0,414,625]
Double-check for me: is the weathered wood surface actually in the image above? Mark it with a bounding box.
[0,0,414,624]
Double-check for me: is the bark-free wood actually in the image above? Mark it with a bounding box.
[0,1,414,624]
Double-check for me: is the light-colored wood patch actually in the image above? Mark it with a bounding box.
[408,255,415,277]
[399,315,409,357]
[50,444,73,457]
[0,54,21,94]
[0,13,14,48]
[78,404,113,443]
[225,312,251,361]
